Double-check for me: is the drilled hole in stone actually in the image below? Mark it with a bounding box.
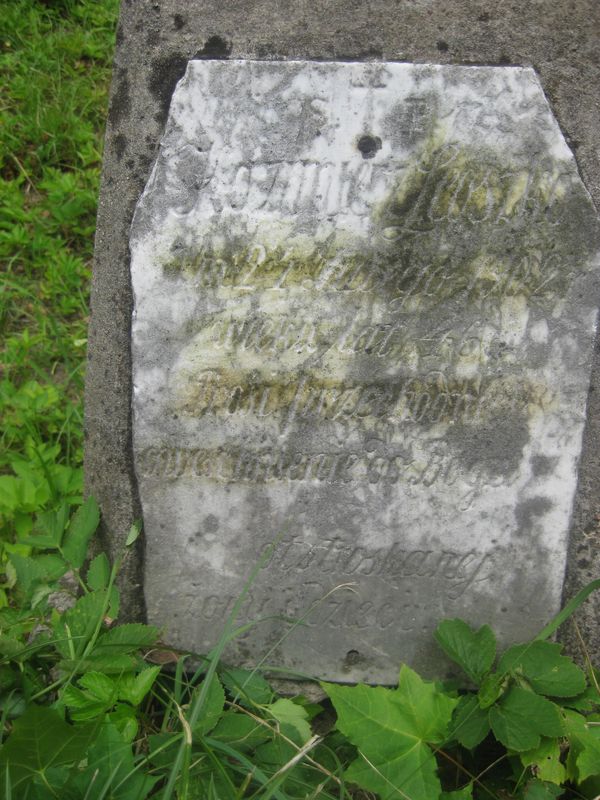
[357,134,382,159]
[345,649,361,665]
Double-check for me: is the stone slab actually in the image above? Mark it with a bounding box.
[129,60,600,682]
[86,0,600,676]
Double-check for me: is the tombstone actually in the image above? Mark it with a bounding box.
[86,1,600,683]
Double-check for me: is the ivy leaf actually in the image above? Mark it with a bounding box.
[192,675,226,738]
[324,665,458,800]
[450,695,490,749]
[498,641,586,698]
[0,704,98,791]
[489,686,563,751]
[520,737,566,784]
[61,496,99,568]
[267,698,312,744]
[435,619,496,684]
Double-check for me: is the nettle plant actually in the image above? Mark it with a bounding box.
[0,498,599,800]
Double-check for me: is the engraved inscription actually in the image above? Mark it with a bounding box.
[132,61,600,682]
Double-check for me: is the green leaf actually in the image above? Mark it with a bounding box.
[20,504,69,549]
[267,698,312,744]
[324,665,458,800]
[108,703,139,743]
[435,619,496,684]
[53,590,106,658]
[522,779,564,799]
[520,738,566,784]
[117,666,161,706]
[72,722,157,800]
[478,671,507,709]
[564,708,600,783]
[440,786,473,800]
[211,710,271,750]
[8,554,46,595]
[498,641,586,698]
[87,553,110,591]
[92,623,160,657]
[192,675,225,737]
[221,666,273,705]
[489,686,564,751]
[79,671,117,703]
[564,683,600,711]
[61,496,99,568]
[450,695,491,749]
[0,704,98,791]
[58,654,139,675]
[125,521,142,547]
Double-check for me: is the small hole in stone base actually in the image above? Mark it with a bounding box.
[357,134,382,159]
[345,649,362,666]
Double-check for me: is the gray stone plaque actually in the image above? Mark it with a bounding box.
[130,60,600,683]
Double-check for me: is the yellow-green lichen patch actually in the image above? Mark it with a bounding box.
[172,368,555,431]
[372,140,600,309]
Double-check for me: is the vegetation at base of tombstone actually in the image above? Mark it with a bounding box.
[0,502,599,800]
[0,0,119,566]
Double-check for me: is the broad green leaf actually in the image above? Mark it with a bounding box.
[8,554,46,595]
[32,553,67,582]
[498,641,586,698]
[522,779,564,799]
[324,665,458,800]
[72,722,157,800]
[61,496,99,568]
[53,589,106,658]
[440,786,473,800]
[0,704,98,791]
[92,623,160,657]
[267,698,312,744]
[211,710,271,750]
[221,666,273,705]
[117,666,161,706]
[450,695,490,749]
[435,619,496,683]
[478,671,507,708]
[87,553,110,591]
[61,675,117,721]
[489,686,563,751]
[564,708,600,783]
[79,671,117,703]
[109,703,139,743]
[192,675,225,737]
[520,738,565,784]
[21,504,69,549]
[564,683,600,711]
[58,654,139,675]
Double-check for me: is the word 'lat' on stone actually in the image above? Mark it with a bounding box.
[130,60,600,684]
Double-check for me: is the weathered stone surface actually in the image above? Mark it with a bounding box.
[130,60,600,682]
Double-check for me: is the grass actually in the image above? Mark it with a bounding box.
[0,0,119,475]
